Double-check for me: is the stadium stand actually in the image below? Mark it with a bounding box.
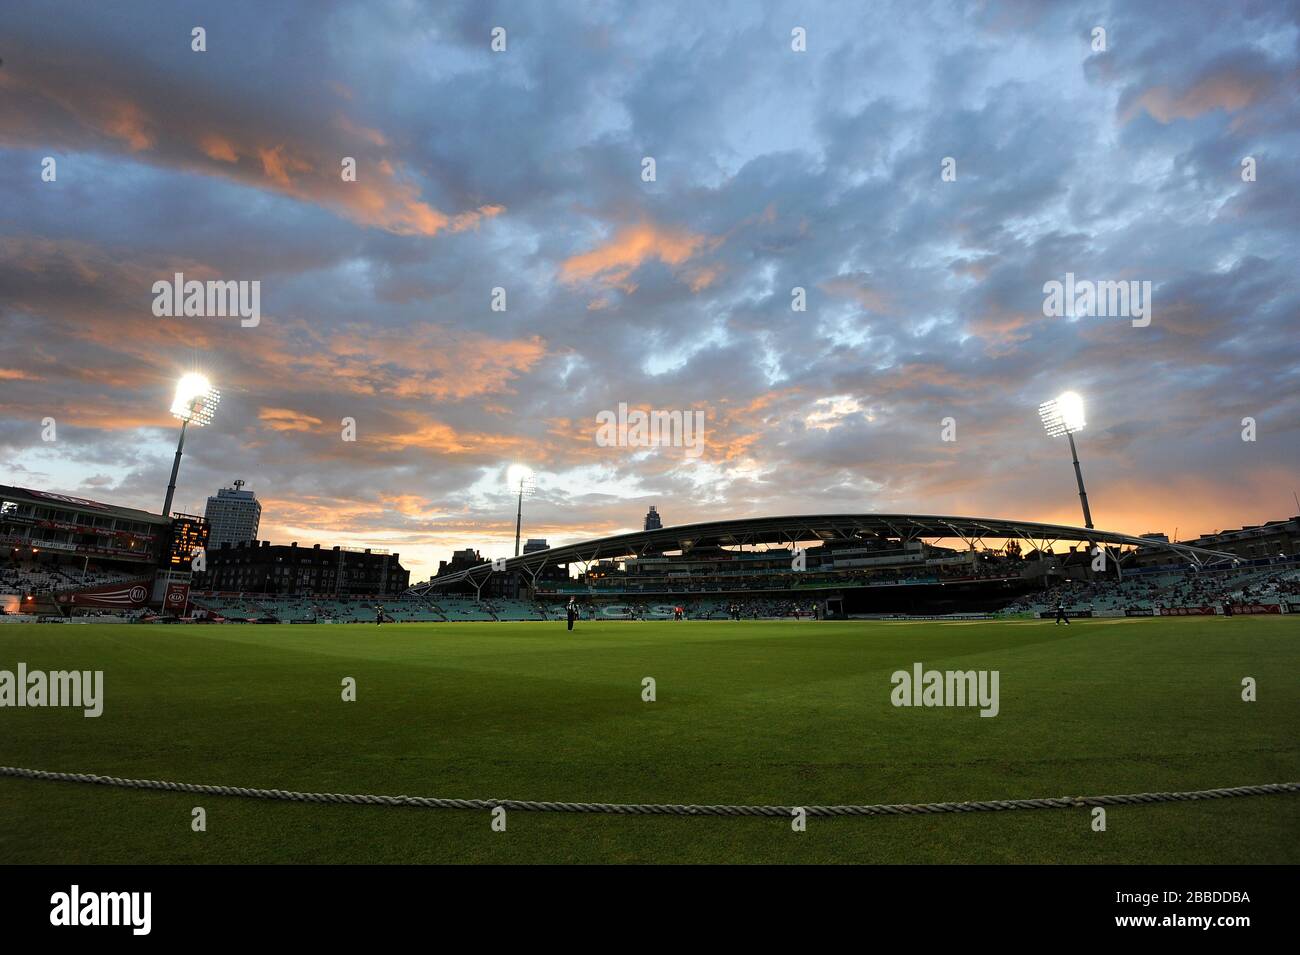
[1000,563,1300,615]
[486,599,548,621]
[437,596,496,621]
[169,559,1300,625]
[0,560,144,596]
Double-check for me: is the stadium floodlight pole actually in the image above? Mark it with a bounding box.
[162,373,221,519]
[508,464,536,557]
[1038,391,1093,529]
[1066,432,1093,530]
[161,420,188,520]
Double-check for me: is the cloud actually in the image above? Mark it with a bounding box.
[2,0,1298,580]
[821,273,894,314]
[259,408,325,433]
[560,221,720,290]
[0,45,504,237]
[1121,60,1281,124]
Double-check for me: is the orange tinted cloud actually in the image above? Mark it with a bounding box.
[0,236,546,427]
[257,145,314,186]
[256,496,386,536]
[560,222,719,289]
[821,274,893,313]
[334,113,388,147]
[198,134,239,163]
[702,388,803,463]
[100,99,154,152]
[0,57,503,238]
[965,307,1036,348]
[317,325,546,401]
[379,494,439,518]
[259,408,325,432]
[369,416,535,456]
[686,264,723,292]
[1122,67,1273,124]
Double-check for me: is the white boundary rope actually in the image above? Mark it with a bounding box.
[3,765,1297,817]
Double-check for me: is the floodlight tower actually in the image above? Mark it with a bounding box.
[508,464,536,557]
[162,373,221,519]
[1038,391,1093,529]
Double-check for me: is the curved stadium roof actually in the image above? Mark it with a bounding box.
[408,513,1236,593]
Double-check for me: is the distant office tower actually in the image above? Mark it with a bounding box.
[203,479,261,549]
[523,538,549,553]
[644,506,662,531]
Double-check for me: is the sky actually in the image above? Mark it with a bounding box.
[1,0,1298,582]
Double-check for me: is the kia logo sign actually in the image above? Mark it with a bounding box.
[167,591,183,603]
[129,586,147,602]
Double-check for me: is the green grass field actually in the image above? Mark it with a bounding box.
[1,616,1296,864]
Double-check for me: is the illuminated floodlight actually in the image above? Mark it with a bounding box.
[162,373,220,518]
[1038,391,1085,437]
[170,373,221,427]
[1038,391,1093,529]
[507,463,536,494]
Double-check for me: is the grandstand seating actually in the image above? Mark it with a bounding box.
[486,599,547,621]
[1001,564,1300,615]
[541,597,819,620]
[1,561,146,596]
[437,596,495,620]
[167,563,1300,624]
[188,595,447,622]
